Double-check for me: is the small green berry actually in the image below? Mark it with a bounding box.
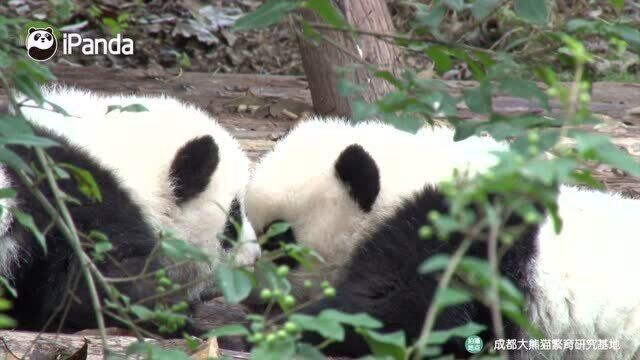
[284,322,298,333]
[272,289,281,298]
[155,269,166,278]
[323,287,336,298]
[266,333,277,344]
[158,277,172,287]
[260,289,272,300]
[528,131,540,143]
[501,233,514,246]
[528,145,539,155]
[156,286,166,293]
[419,226,433,239]
[282,295,296,308]
[171,301,188,313]
[321,280,330,289]
[276,265,290,277]
[524,211,539,224]
[252,332,264,343]
[277,329,288,339]
[303,280,313,289]
[428,211,440,222]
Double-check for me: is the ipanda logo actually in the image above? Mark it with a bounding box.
[25,24,134,61]
[25,27,57,61]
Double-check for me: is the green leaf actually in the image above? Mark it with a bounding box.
[215,264,253,304]
[296,343,326,360]
[12,208,46,254]
[45,100,71,117]
[444,0,463,11]
[424,46,452,74]
[130,305,154,320]
[290,313,344,341]
[416,5,446,30]
[254,260,291,294]
[434,287,471,308]
[575,133,640,176]
[0,116,34,137]
[0,314,16,328]
[120,104,149,113]
[58,163,103,202]
[262,221,291,240]
[234,0,300,31]
[304,0,347,28]
[609,0,623,13]
[142,346,190,360]
[427,323,486,345]
[471,0,499,20]
[1,133,59,148]
[161,236,210,262]
[497,79,549,111]
[0,188,16,199]
[374,71,403,89]
[0,298,12,311]
[205,324,250,338]
[357,329,406,360]
[250,339,296,360]
[514,0,548,26]
[0,277,17,298]
[463,83,492,114]
[319,309,382,329]
[419,254,451,274]
[106,105,121,114]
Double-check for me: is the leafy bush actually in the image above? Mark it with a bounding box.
[1,0,639,359]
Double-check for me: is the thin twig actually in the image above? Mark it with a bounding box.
[411,238,473,359]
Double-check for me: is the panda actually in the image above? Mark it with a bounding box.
[2,87,259,333]
[25,27,57,62]
[246,118,504,301]
[245,118,640,359]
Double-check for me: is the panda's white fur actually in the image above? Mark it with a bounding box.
[0,171,18,279]
[247,117,640,359]
[19,87,259,290]
[526,186,640,359]
[246,118,504,297]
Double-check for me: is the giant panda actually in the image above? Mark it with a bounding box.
[2,87,260,333]
[245,118,640,359]
[246,118,504,300]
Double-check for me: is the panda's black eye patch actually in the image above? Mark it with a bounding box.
[221,198,242,250]
[34,33,41,40]
[46,34,52,40]
[262,220,298,269]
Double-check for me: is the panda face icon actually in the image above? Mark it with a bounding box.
[26,27,57,61]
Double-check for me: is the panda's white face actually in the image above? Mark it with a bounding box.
[21,87,259,270]
[247,118,502,298]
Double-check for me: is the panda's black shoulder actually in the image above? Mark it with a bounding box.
[7,125,156,257]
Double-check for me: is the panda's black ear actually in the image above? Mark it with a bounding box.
[45,27,53,34]
[28,27,36,34]
[169,135,219,204]
[334,144,380,212]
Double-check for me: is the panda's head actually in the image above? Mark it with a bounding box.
[26,27,57,61]
[246,118,460,297]
[21,87,259,268]
[246,118,507,299]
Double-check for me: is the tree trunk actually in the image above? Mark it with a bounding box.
[297,0,402,117]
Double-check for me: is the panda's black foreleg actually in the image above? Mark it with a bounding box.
[60,254,204,337]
